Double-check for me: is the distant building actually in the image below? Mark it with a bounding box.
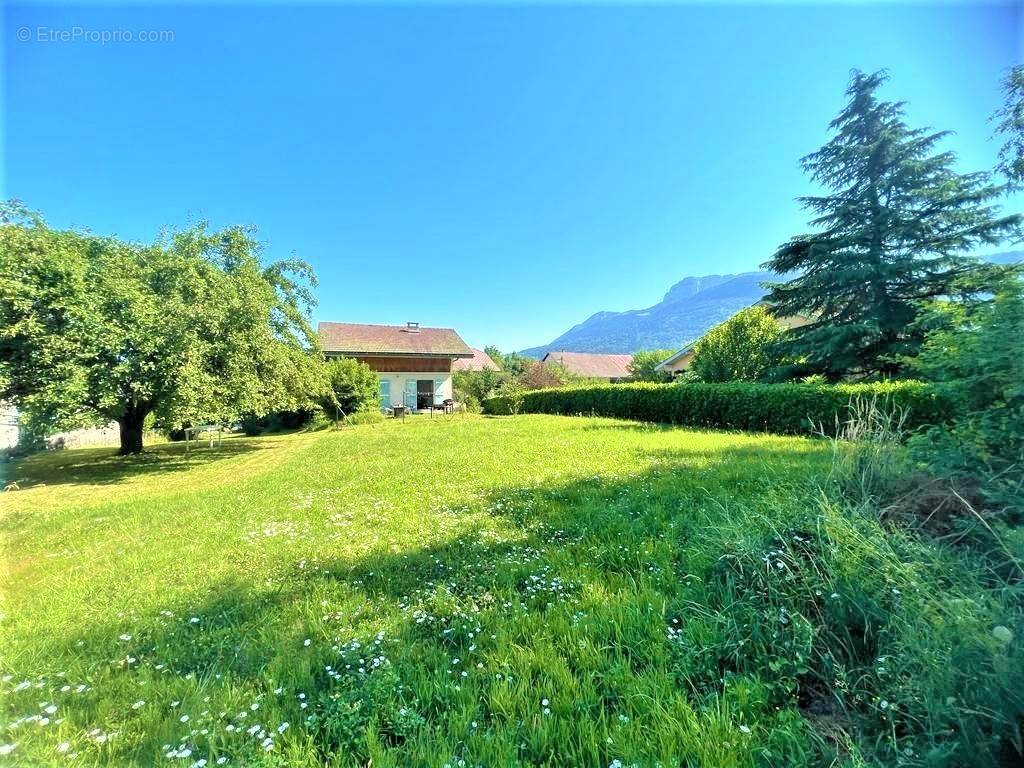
[542,351,634,383]
[319,321,474,411]
[654,345,697,378]
[452,347,502,372]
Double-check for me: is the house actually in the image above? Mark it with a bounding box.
[654,345,697,378]
[541,351,634,382]
[318,321,474,410]
[453,347,501,372]
[654,305,813,378]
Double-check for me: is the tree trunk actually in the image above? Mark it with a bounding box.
[117,407,147,455]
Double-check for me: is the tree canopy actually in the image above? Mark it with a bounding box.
[321,357,380,416]
[628,349,675,382]
[993,65,1024,189]
[689,306,785,383]
[0,204,327,453]
[763,70,1020,379]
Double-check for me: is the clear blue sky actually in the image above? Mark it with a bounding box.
[4,1,1021,351]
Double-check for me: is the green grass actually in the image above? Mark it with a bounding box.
[1,415,1020,767]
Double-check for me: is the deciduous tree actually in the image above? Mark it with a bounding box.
[0,203,327,454]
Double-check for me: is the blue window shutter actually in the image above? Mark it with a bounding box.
[404,379,417,408]
[434,379,444,405]
[379,379,390,410]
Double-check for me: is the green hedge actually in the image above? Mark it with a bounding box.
[482,381,956,435]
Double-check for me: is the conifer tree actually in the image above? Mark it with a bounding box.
[763,70,1020,379]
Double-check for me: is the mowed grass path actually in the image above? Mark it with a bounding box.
[2,415,829,767]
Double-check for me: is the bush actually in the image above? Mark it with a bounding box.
[453,367,503,406]
[906,283,1024,514]
[690,305,787,382]
[627,349,675,382]
[321,357,380,416]
[482,380,954,435]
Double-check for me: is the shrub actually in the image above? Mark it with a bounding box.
[690,305,787,382]
[453,367,503,405]
[498,379,526,415]
[321,357,380,416]
[627,349,676,382]
[482,380,954,435]
[906,283,1024,514]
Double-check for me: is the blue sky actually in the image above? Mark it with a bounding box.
[4,2,1021,351]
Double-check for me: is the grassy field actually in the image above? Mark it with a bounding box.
[1,415,1019,766]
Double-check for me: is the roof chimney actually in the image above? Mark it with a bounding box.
[405,321,420,333]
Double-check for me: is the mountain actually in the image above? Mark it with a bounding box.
[520,271,774,357]
[520,251,1024,358]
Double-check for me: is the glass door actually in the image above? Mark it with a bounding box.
[416,380,434,410]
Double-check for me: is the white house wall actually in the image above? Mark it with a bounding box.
[377,372,453,408]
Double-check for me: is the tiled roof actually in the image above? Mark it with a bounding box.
[453,348,502,372]
[542,351,634,379]
[319,322,473,357]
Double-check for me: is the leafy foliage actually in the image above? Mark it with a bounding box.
[993,64,1024,189]
[483,380,953,434]
[452,366,504,409]
[762,70,1020,379]
[906,281,1024,513]
[627,349,675,382]
[0,203,327,453]
[689,306,785,382]
[321,357,380,416]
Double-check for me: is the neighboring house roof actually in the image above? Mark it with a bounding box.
[542,351,634,379]
[319,322,474,357]
[452,347,502,372]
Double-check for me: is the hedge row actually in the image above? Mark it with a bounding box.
[482,381,957,435]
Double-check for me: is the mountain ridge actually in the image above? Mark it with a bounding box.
[519,250,1023,357]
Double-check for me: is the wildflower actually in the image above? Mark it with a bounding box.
[180,715,189,723]
[0,745,15,757]
[57,742,71,753]
[132,700,145,709]
[43,704,58,715]
[739,724,751,734]
[277,722,289,733]
[217,759,228,765]
[119,634,132,641]
[303,639,311,647]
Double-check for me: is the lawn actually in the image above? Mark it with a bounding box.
[1,415,1016,766]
